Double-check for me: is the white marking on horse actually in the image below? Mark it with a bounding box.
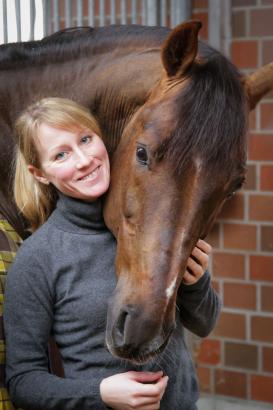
[166,277,177,299]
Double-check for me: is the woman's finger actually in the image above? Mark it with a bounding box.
[183,270,197,285]
[190,247,209,270]
[196,239,212,254]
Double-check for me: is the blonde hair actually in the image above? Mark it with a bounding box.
[14,97,101,232]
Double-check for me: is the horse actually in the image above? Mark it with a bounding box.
[1,21,273,364]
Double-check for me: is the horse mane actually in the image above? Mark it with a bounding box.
[156,42,247,175]
[0,25,168,71]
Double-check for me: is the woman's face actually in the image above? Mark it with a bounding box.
[29,123,110,201]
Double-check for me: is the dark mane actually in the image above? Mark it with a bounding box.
[157,43,247,175]
[0,25,169,71]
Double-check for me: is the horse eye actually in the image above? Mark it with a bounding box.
[227,191,236,199]
[136,146,148,165]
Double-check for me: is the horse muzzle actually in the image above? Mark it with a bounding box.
[105,295,175,364]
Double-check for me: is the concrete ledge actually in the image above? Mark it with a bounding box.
[197,396,273,410]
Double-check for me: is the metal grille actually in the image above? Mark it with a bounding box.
[0,0,192,44]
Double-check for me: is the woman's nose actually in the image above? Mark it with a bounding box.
[75,150,92,169]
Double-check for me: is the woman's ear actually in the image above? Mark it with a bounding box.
[28,165,50,185]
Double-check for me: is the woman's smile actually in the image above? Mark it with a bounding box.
[29,124,110,201]
[77,165,101,181]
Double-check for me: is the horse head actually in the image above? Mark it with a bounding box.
[104,21,273,363]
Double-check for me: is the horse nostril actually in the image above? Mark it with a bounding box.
[116,309,129,339]
[114,305,138,343]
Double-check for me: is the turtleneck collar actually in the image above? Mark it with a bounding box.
[49,191,107,234]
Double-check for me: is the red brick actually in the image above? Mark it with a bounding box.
[261,226,273,252]
[196,366,212,393]
[58,0,65,17]
[250,9,273,36]
[192,12,208,39]
[262,40,273,65]
[219,194,244,220]
[213,312,246,339]
[231,41,258,69]
[249,195,273,221]
[224,282,256,310]
[215,369,247,399]
[251,316,273,343]
[223,223,256,250]
[192,0,208,8]
[248,134,273,161]
[261,103,273,130]
[251,374,273,404]
[225,342,258,370]
[197,339,221,365]
[250,255,273,282]
[261,285,273,311]
[261,165,273,191]
[213,252,245,279]
[263,346,273,372]
[232,11,246,38]
[244,164,256,190]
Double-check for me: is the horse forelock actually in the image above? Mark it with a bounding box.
[155,44,248,177]
[0,25,169,71]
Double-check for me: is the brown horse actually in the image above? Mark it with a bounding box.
[0,21,272,363]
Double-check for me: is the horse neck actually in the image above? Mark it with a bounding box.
[0,48,162,157]
[84,50,163,156]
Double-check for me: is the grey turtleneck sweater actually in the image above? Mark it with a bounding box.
[4,193,220,410]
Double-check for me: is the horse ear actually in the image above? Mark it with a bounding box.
[161,20,202,77]
[243,62,273,110]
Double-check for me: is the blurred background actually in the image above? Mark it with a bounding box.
[1,1,273,409]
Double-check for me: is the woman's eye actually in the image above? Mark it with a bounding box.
[55,152,67,161]
[136,146,148,165]
[81,135,92,144]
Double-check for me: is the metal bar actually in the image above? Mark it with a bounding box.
[120,0,126,24]
[42,0,51,36]
[171,0,191,27]
[208,0,221,50]
[146,0,157,26]
[29,0,35,40]
[15,0,21,42]
[2,0,8,43]
[221,0,232,56]
[141,0,146,25]
[170,0,176,28]
[160,0,166,27]
[88,0,94,26]
[65,0,72,28]
[131,0,137,24]
[76,0,83,26]
[99,0,105,26]
[53,0,59,32]
[110,0,115,24]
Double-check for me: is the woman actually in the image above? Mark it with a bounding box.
[4,98,219,410]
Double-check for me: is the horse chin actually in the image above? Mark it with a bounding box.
[106,326,174,365]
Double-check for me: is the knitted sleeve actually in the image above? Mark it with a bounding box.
[176,270,221,337]
[4,242,108,410]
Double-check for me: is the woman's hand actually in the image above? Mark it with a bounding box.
[183,239,212,285]
[100,370,168,410]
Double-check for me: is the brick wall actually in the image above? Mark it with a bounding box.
[194,0,273,405]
